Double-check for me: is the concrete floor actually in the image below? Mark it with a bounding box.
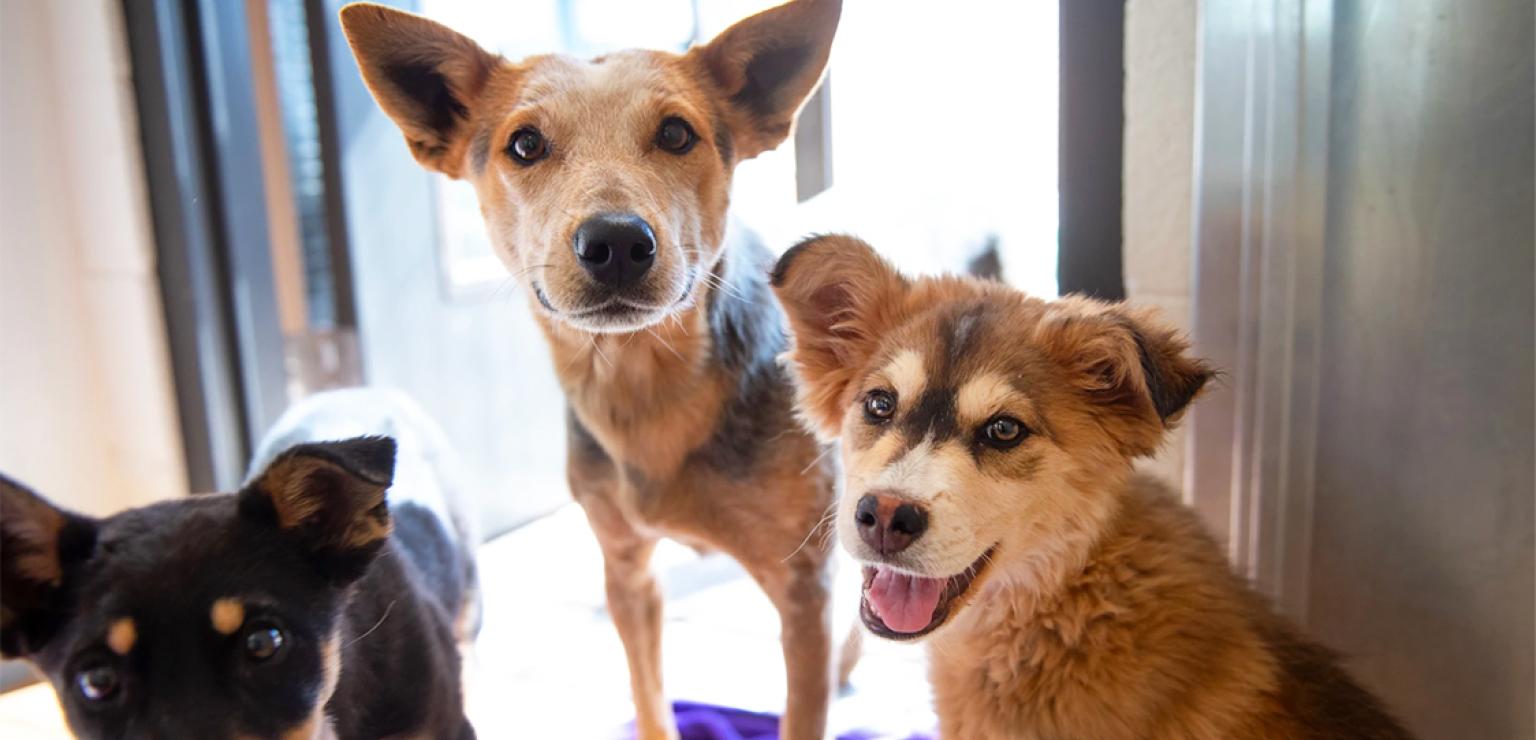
[467,504,936,737]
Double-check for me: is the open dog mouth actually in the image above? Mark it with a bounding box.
[859,545,996,640]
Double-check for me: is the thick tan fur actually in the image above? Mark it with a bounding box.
[772,236,1413,739]
[339,4,844,738]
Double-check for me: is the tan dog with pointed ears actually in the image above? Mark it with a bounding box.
[771,235,1413,739]
[338,2,843,738]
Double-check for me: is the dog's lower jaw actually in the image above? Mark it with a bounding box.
[858,545,998,640]
[530,270,700,335]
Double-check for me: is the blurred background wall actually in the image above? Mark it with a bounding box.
[0,0,184,512]
[1123,0,1198,487]
[0,0,186,693]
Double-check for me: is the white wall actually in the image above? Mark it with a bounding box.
[0,0,185,513]
[1122,0,1198,489]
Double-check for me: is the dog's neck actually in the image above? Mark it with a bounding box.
[536,227,781,481]
[540,291,718,415]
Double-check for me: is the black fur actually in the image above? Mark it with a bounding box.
[711,111,736,165]
[891,307,988,449]
[0,438,474,740]
[732,43,814,119]
[568,407,609,467]
[1264,621,1414,738]
[688,230,796,480]
[470,123,494,173]
[383,61,468,153]
[900,387,960,448]
[0,477,96,657]
[285,435,397,486]
[1130,326,1211,422]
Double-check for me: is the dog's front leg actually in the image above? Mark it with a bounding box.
[602,535,672,740]
[579,498,674,740]
[567,415,676,740]
[760,555,835,740]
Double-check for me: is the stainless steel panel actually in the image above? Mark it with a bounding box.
[1307,2,1533,737]
[1190,0,1533,736]
[1189,0,1334,611]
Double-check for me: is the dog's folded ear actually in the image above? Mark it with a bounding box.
[771,234,908,438]
[690,0,841,161]
[1035,300,1214,456]
[240,436,397,582]
[2,476,97,658]
[338,3,501,176]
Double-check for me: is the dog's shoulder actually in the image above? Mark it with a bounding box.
[688,225,815,480]
[706,224,786,372]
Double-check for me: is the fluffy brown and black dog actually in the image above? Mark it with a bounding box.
[771,235,1414,739]
[337,2,844,738]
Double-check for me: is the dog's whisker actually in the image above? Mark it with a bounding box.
[703,279,748,306]
[644,326,686,362]
[800,442,837,476]
[699,271,749,303]
[782,501,840,563]
[589,336,613,370]
[342,599,396,650]
[507,263,556,280]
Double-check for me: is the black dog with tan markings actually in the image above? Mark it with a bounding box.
[0,393,477,739]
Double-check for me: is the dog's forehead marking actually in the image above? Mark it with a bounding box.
[106,617,136,655]
[902,386,960,445]
[882,349,927,400]
[211,598,245,635]
[957,372,1016,422]
[933,305,988,375]
[949,310,982,363]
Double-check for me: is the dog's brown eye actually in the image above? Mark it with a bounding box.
[982,416,1027,448]
[75,663,119,702]
[509,127,549,165]
[864,390,897,421]
[242,621,286,662]
[656,117,696,154]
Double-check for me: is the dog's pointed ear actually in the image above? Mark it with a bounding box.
[239,436,397,583]
[2,476,97,658]
[771,235,908,438]
[690,0,841,161]
[338,3,502,177]
[1035,300,1214,456]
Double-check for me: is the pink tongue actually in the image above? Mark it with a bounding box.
[866,567,946,633]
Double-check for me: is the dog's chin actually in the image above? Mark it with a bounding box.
[858,545,997,641]
[532,274,697,335]
[561,303,669,334]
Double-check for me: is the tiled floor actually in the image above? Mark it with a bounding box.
[0,504,936,738]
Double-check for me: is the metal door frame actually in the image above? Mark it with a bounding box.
[1187,0,1334,619]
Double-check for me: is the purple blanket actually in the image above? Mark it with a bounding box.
[622,701,935,740]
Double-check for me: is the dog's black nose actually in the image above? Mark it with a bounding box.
[856,491,928,556]
[572,213,656,289]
